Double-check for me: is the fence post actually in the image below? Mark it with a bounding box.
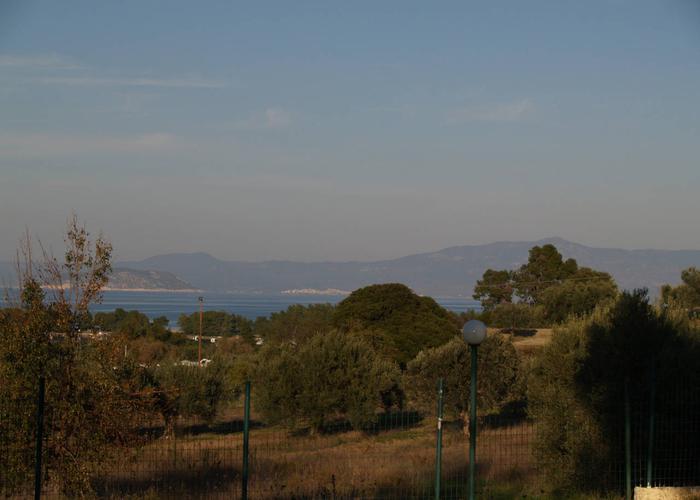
[242,381,251,500]
[434,378,444,500]
[646,361,656,487]
[625,377,632,500]
[34,377,45,500]
[469,345,478,500]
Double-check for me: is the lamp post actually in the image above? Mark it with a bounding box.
[198,296,204,366]
[462,319,487,500]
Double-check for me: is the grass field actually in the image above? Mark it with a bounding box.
[94,414,542,499]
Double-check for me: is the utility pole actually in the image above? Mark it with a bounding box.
[198,296,204,366]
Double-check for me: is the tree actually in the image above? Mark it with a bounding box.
[0,217,148,495]
[151,363,227,436]
[514,244,578,304]
[473,269,514,311]
[528,290,700,491]
[178,310,253,341]
[333,284,459,366]
[404,335,520,430]
[40,213,112,331]
[539,268,617,323]
[254,331,402,431]
[660,267,700,311]
[472,245,617,326]
[252,303,335,345]
[95,308,170,339]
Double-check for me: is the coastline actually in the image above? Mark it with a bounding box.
[102,287,203,293]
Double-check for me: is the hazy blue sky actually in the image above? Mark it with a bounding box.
[1,1,699,262]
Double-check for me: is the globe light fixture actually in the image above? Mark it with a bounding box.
[462,319,487,345]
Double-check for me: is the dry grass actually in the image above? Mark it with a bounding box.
[506,328,553,356]
[92,413,544,499]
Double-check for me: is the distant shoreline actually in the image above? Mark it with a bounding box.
[102,287,203,293]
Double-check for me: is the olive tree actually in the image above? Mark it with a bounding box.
[254,330,402,431]
[404,334,521,430]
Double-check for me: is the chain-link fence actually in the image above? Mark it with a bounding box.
[2,378,699,499]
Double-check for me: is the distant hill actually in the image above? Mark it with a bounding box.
[117,238,700,297]
[0,263,195,292]
[107,268,197,291]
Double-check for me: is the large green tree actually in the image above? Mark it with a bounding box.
[473,245,617,325]
[514,244,579,304]
[333,283,459,366]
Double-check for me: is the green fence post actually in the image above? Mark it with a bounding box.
[34,377,45,500]
[469,345,478,500]
[646,361,656,487]
[625,377,632,500]
[242,381,251,500]
[435,378,444,500]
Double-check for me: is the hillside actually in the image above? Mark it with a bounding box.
[106,268,196,291]
[0,263,195,291]
[117,238,700,296]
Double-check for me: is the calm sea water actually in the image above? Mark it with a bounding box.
[96,291,479,326]
[2,290,480,327]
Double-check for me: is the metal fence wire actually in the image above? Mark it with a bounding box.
[1,378,699,499]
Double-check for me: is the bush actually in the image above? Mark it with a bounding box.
[151,362,227,433]
[404,334,521,427]
[254,331,402,431]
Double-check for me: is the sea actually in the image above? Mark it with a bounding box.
[3,290,480,328]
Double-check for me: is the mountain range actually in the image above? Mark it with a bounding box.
[2,238,698,297]
[114,238,700,297]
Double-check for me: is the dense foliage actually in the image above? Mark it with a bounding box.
[0,219,149,495]
[178,310,254,342]
[333,283,459,366]
[404,335,521,427]
[528,290,700,491]
[253,303,335,345]
[253,330,402,431]
[473,244,617,326]
[95,308,171,339]
[660,267,700,311]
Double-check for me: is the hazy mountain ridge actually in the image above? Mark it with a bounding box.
[116,238,700,296]
[0,263,195,291]
[107,268,196,290]
[2,238,697,296]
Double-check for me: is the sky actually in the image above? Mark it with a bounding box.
[1,1,700,262]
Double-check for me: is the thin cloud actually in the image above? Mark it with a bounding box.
[0,54,80,69]
[0,132,178,157]
[447,99,535,123]
[234,107,292,130]
[0,53,225,89]
[32,76,226,89]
